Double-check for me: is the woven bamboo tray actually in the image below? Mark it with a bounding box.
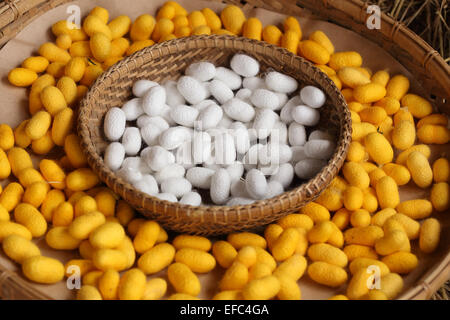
[0,0,449,300]
[77,35,351,236]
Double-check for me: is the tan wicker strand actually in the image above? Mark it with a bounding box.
[78,35,351,236]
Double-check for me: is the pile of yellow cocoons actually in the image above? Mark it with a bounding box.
[2,1,449,300]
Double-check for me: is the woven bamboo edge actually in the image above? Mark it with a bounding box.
[77,34,352,235]
[0,0,447,300]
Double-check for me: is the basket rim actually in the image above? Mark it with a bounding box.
[77,34,352,229]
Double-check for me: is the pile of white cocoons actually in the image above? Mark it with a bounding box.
[103,53,336,206]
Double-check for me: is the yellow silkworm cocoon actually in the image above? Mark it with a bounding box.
[2,234,40,263]
[243,17,262,40]
[375,229,410,256]
[350,209,371,228]
[387,214,420,240]
[329,295,349,300]
[417,124,449,144]
[375,97,400,115]
[7,148,33,177]
[371,69,390,87]
[433,158,449,183]
[271,228,300,261]
[168,262,201,296]
[0,182,24,212]
[359,107,387,125]
[173,234,211,251]
[346,268,374,299]
[17,167,45,188]
[138,242,175,274]
[219,260,249,291]
[362,189,378,213]
[307,221,333,244]
[220,5,246,35]
[316,64,336,76]
[126,40,155,56]
[40,189,65,222]
[165,1,187,16]
[386,74,409,100]
[349,258,390,276]
[22,56,49,73]
[298,40,330,65]
[89,222,125,249]
[329,51,362,70]
[89,6,109,24]
[379,273,403,299]
[109,37,130,57]
[276,275,301,300]
[400,93,432,119]
[66,168,100,191]
[344,225,384,246]
[94,190,116,217]
[382,163,410,186]
[417,114,448,129]
[330,176,349,192]
[156,4,176,20]
[45,226,80,250]
[32,133,55,155]
[343,186,363,211]
[392,120,415,150]
[24,110,51,141]
[283,16,301,36]
[38,42,71,63]
[272,253,307,282]
[254,247,277,272]
[371,208,397,227]
[130,14,156,41]
[173,14,189,29]
[80,64,103,87]
[0,204,9,221]
[331,208,350,230]
[68,210,106,240]
[93,248,128,271]
[309,30,334,54]
[90,33,111,63]
[69,41,91,57]
[191,26,210,36]
[39,159,66,189]
[353,83,386,104]
[376,176,400,209]
[50,108,73,146]
[40,85,67,116]
[406,151,433,188]
[74,195,97,217]
[118,268,146,300]
[133,220,160,254]
[213,290,243,300]
[115,200,135,227]
[142,278,167,300]
[235,246,257,268]
[281,30,300,55]
[337,67,370,88]
[264,224,282,251]
[249,263,273,281]
[330,75,342,90]
[51,20,87,41]
[327,222,344,248]
[98,269,120,300]
[56,34,72,50]
[201,8,222,31]
[364,132,393,165]
[65,259,95,278]
[187,11,207,30]
[0,124,14,151]
[307,243,347,267]
[151,18,174,42]
[57,77,77,106]
[342,88,354,102]
[307,261,348,287]
[343,244,378,261]
[174,26,191,38]
[396,144,430,166]
[242,276,280,300]
[0,220,32,242]
[168,293,200,300]
[381,252,418,274]
[227,232,267,250]
[396,199,433,220]
[64,134,88,168]
[116,236,136,269]
[0,149,11,180]
[299,202,330,223]
[82,270,103,286]
[52,201,74,227]
[351,122,376,141]
[126,218,145,237]
[278,213,314,231]
[83,15,112,39]
[419,218,441,254]
[46,62,65,78]
[431,182,449,212]
[175,248,216,273]
[393,108,414,127]
[343,162,370,189]
[108,15,131,40]
[14,203,47,237]
[315,187,343,212]
[22,256,64,284]
[262,25,282,45]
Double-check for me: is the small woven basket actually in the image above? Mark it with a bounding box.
[77,35,351,236]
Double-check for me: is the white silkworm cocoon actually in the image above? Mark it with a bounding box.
[291,105,320,126]
[235,88,252,101]
[193,100,217,112]
[226,161,244,183]
[274,92,288,110]
[265,180,284,198]
[160,177,192,198]
[304,139,336,160]
[250,89,279,110]
[142,85,166,116]
[213,131,236,165]
[155,193,178,202]
[122,157,152,174]
[309,130,334,141]
[104,107,126,141]
[104,142,125,171]
[177,76,208,104]
[185,61,216,81]
[229,122,250,154]
[209,79,234,104]
[132,80,158,97]
[195,104,223,130]
[210,168,231,204]
[141,124,162,146]
[170,105,199,127]
[217,113,234,129]
[214,67,242,90]
[291,146,308,163]
[288,122,306,146]
[137,116,169,131]
[179,191,202,206]
[245,169,268,200]
[154,163,186,184]
[295,158,327,179]
[122,98,144,121]
[258,143,292,165]
[222,98,255,123]
[243,76,266,91]
[159,126,192,150]
[192,131,212,164]
[280,96,302,124]
[230,54,260,77]
[270,121,288,145]
[121,127,142,156]
[163,80,186,107]
[159,104,176,126]
[269,163,294,189]
[300,85,326,108]
[186,167,215,189]
[142,146,175,172]
[253,108,278,139]
[230,180,250,198]
[174,141,195,170]
[133,174,159,196]
[265,71,298,93]
[242,143,263,170]
[116,166,142,184]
